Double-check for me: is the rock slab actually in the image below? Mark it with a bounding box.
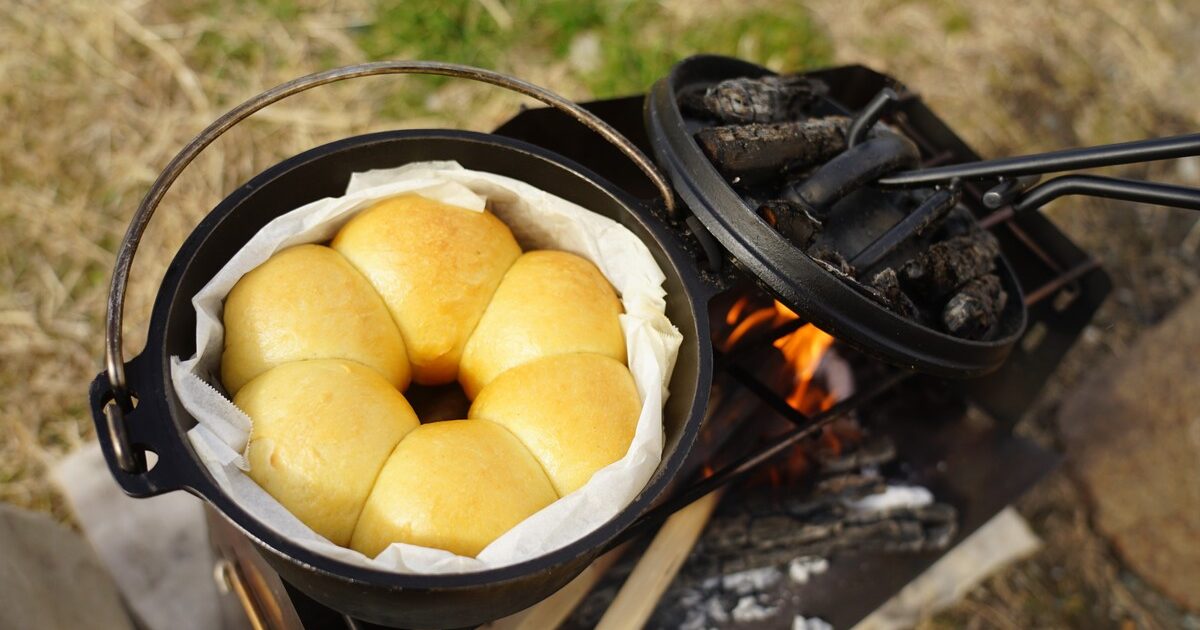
[0,502,135,630]
[1059,290,1200,611]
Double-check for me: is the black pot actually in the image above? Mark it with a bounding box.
[89,63,716,629]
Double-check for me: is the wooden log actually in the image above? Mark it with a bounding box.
[594,489,726,630]
[485,545,628,630]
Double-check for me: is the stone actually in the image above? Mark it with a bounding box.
[854,507,1040,629]
[1058,290,1200,611]
[51,442,221,630]
[0,502,135,630]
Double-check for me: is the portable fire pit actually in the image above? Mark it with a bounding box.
[93,54,1200,629]
[188,61,1125,629]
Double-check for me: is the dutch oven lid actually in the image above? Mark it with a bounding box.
[643,55,1026,378]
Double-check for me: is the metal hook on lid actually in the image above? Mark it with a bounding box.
[846,87,901,148]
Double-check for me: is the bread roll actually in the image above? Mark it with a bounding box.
[350,420,557,558]
[221,244,409,395]
[458,251,625,398]
[331,194,522,386]
[236,360,420,546]
[469,353,641,496]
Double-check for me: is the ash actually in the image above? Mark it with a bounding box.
[563,436,957,630]
[788,557,829,584]
[794,616,834,630]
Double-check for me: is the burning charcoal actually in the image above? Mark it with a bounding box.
[757,199,822,248]
[817,437,897,474]
[812,473,887,501]
[808,246,855,278]
[868,268,920,320]
[835,518,925,552]
[695,116,850,180]
[703,490,959,567]
[681,75,828,124]
[899,231,1000,299]
[942,273,1008,339]
[842,503,959,553]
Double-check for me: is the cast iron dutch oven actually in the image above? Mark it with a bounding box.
[88,62,715,629]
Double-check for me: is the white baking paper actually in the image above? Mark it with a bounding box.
[170,161,683,573]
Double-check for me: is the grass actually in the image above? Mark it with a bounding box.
[0,0,833,521]
[357,0,832,97]
[1,0,1198,626]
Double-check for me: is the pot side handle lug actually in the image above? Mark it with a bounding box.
[88,358,194,498]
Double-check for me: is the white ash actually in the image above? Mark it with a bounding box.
[720,566,783,595]
[845,484,934,513]
[705,595,731,623]
[788,556,829,584]
[678,605,709,630]
[793,615,834,630]
[731,595,780,623]
[678,588,704,609]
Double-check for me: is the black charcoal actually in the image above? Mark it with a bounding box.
[682,75,827,124]
[757,199,822,248]
[900,232,1000,299]
[695,116,850,180]
[868,267,921,320]
[942,273,1008,339]
[808,246,855,278]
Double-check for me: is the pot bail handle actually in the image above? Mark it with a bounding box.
[103,61,677,467]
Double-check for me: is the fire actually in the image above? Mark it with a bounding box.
[722,295,837,414]
[721,295,841,487]
[769,302,836,412]
[721,295,779,351]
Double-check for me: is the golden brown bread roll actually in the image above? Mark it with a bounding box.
[350,420,558,558]
[458,250,626,398]
[469,353,641,496]
[221,244,410,395]
[236,360,420,547]
[331,194,522,386]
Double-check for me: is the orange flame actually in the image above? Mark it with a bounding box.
[769,302,836,412]
[722,295,776,351]
[721,296,840,487]
[722,297,837,413]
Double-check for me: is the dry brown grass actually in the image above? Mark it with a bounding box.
[0,0,565,519]
[0,0,820,518]
[2,0,1198,625]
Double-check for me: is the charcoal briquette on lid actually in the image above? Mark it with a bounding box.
[644,54,1027,377]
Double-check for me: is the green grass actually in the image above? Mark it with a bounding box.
[179,0,832,116]
[356,0,833,97]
